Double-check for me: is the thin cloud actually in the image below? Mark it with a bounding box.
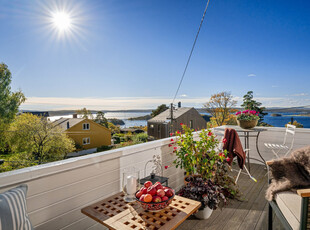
[248,74,256,77]
[180,94,188,98]
[291,93,309,97]
[271,85,279,88]
[20,96,210,111]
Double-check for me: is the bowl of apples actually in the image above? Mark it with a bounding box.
[135,181,175,211]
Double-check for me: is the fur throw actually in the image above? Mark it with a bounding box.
[266,146,310,201]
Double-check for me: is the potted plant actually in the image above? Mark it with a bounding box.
[171,125,238,219]
[173,125,224,178]
[178,176,226,219]
[235,110,259,129]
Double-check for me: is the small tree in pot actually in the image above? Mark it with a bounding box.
[171,124,238,218]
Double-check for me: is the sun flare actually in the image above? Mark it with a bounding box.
[52,12,72,31]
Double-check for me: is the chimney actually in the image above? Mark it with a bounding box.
[67,122,70,129]
[178,102,181,108]
[73,113,78,118]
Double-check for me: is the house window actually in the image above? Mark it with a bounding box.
[83,137,90,145]
[190,120,193,129]
[83,123,90,130]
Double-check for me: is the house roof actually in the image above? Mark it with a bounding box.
[148,107,192,123]
[53,118,84,130]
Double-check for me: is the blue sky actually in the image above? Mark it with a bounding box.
[1,0,310,110]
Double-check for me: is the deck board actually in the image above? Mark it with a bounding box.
[177,163,285,230]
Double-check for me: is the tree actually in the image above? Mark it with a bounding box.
[0,63,26,151]
[0,63,26,123]
[95,111,108,128]
[241,91,267,124]
[204,92,237,127]
[76,107,93,119]
[151,104,169,117]
[7,113,75,164]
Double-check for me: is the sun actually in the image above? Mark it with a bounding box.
[52,12,72,31]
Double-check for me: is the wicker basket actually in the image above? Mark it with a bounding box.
[237,119,258,129]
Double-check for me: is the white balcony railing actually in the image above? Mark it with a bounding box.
[0,126,309,230]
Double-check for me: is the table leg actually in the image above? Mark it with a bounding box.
[256,131,266,164]
[247,132,250,172]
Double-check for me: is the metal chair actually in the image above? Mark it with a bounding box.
[214,128,256,184]
[264,124,296,159]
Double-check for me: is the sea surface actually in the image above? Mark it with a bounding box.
[49,112,310,128]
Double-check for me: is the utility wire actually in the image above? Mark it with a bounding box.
[172,0,211,104]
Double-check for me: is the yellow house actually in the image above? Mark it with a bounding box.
[53,118,111,150]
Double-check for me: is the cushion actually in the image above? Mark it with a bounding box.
[275,191,302,230]
[0,184,33,230]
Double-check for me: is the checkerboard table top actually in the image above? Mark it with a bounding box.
[81,192,201,230]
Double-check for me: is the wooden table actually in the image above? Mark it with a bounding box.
[81,193,201,230]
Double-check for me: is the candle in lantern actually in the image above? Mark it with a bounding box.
[126,175,137,195]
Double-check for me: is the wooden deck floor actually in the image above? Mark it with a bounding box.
[177,163,285,230]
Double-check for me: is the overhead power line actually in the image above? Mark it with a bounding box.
[172,0,211,104]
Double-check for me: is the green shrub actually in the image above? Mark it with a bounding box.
[132,133,148,144]
[286,120,303,128]
[97,145,112,152]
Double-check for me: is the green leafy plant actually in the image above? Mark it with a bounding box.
[132,133,148,144]
[172,124,227,180]
[171,124,239,200]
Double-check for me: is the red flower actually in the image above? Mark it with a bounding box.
[164,166,169,169]
[176,131,180,134]
[170,138,174,141]
[168,144,172,147]
[180,123,184,126]
[184,153,188,157]
[170,133,173,136]
[226,157,230,162]
[173,147,177,150]
[208,131,213,136]
[222,138,227,144]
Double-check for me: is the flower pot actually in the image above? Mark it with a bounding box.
[237,119,258,129]
[194,206,213,219]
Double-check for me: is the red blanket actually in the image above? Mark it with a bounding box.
[223,128,246,169]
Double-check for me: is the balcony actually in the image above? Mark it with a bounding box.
[0,126,308,230]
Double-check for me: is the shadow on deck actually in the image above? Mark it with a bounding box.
[177,163,285,230]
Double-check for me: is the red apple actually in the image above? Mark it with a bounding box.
[139,194,146,202]
[162,196,168,201]
[141,187,148,194]
[156,189,165,197]
[163,186,169,190]
[136,190,143,199]
[154,182,163,190]
[152,196,162,203]
[164,188,174,197]
[144,181,153,188]
[147,186,156,196]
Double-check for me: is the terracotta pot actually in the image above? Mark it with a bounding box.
[237,119,258,129]
[194,206,213,219]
